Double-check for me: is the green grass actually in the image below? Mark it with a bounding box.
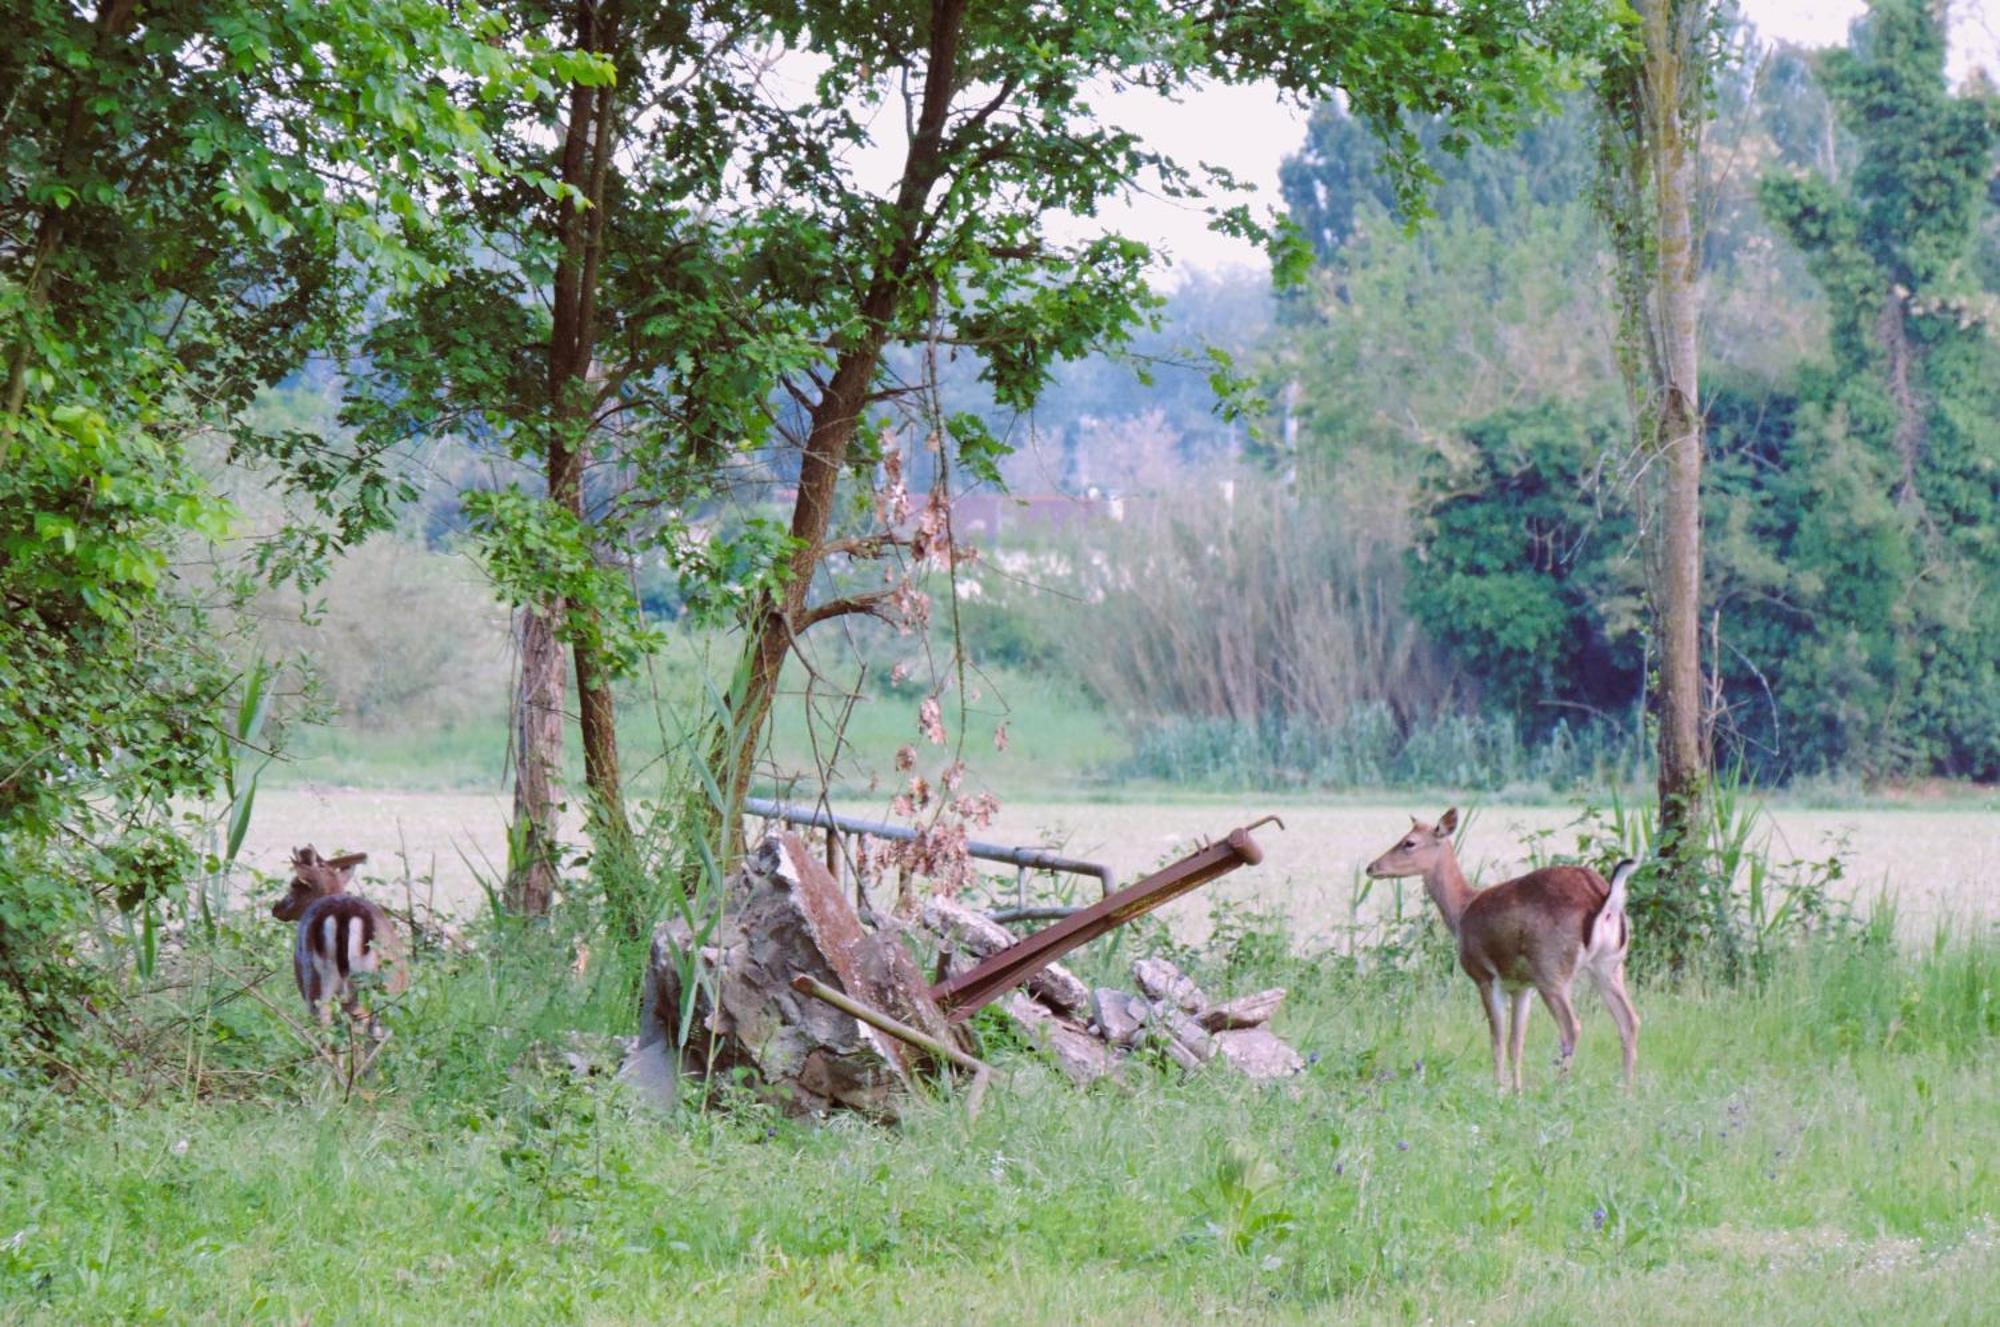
[269,652,1127,801]
[3,921,1996,1324]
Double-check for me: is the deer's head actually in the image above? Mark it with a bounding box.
[272,845,368,921]
[1365,808,1458,879]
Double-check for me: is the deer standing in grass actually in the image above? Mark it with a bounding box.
[1366,809,1639,1090]
[272,846,406,1036]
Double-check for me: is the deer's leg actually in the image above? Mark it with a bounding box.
[1592,962,1640,1088]
[1538,983,1581,1074]
[1508,988,1533,1092]
[1480,980,1509,1090]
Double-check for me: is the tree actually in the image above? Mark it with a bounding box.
[1752,0,2000,780]
[347,2,799,925]
[1596,0,1723,886]
[0,0,572,1033]
[693,0,1602,872]
[1405,403,1644,726]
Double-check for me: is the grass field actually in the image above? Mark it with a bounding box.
[21,658,1997,1324]
[3,923,1996,1324]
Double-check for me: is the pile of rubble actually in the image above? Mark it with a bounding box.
[624,831,1303,1120]
[923,896,1304,1085]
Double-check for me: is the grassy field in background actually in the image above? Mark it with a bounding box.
[271,655,1126,801]
[3,926,1996,1324]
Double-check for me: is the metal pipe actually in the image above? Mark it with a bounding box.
[745,797,1115,900]
[928,824,1271,1023]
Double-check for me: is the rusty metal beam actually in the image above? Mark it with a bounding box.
[927,824,1270,1022]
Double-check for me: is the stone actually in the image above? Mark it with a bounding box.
[1131,956,1209,1014]
[998,992,1116,1085]
[1027,960,1091,1018]
[1197,987,1287,1032]
[920,893,1088,1016]
[1090,987,1147,1046]
[1213,1027,1307,1080]
[921,894,1015,956]
[1153,1005,1218,1064]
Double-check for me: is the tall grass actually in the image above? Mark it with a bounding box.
[1046,478,1450,736]
[1118,706,1650,793]
[1522,773,1867,979]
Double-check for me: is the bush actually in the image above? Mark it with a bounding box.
[1522,774,1863,981]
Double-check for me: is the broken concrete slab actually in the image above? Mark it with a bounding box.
[923,894,1089,1016]
[632,834,962,1119]
[999,992,1117,1085]
[1090,987,1148,1047]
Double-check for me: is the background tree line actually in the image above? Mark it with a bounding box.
[1023,0,1997,789]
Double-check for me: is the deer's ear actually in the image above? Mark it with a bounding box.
[293,845,320,867]
[1437,808,1459,836]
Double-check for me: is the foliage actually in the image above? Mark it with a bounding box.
[1117,706,1649,795]
[0,0,580,1040]
[1404,402,1645,725]
[1047,475,1445,735]
[1523,773,1862,979]
[685,0,1608,869]
[1747,0,2000,781]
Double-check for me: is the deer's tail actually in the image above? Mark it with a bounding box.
[1587,858,1636,960]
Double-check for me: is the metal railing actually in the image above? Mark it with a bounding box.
[743,796,1114,921]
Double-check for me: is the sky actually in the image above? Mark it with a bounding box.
[1100,0,2000,278]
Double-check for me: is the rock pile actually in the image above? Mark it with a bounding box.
[622,833,1305,1120]
[919,897,1305,1085]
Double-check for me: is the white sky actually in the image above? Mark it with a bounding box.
[1105,0,2000,278]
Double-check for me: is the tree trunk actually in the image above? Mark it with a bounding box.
[1640,0,1708,872]
[507,602,566,914]
[699,0,968,873]
[546,0,630,860]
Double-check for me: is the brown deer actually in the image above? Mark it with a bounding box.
[1366,809,1639,1090]
[272,846,406,1034]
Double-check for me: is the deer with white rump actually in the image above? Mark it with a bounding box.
[272,846,406,1035]
[1366,809,1639,1090]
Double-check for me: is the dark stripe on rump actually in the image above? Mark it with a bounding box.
[302,897,377,976]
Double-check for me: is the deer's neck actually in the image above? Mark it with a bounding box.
[1423,852,1475,937]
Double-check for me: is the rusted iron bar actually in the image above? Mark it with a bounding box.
[928,824,1271,1023]
[790,974,996,1119]
[746,797,1116,900]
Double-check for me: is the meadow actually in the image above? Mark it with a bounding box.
[3,912,1996,1325]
